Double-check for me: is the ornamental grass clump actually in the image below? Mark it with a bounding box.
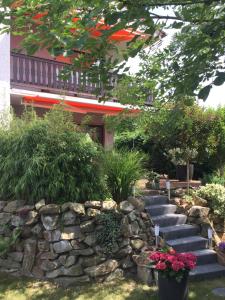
[104,149,146,203]
[149,248,196,282]
[0,107,107,203]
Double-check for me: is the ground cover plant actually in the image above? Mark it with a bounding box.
[0,107,107,203]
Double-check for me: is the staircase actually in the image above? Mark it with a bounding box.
[143,194,225,280]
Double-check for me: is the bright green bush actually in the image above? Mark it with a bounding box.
[0,107,107,203]
[104,149,145,203]
[196,184,225,216]
[202,172,225,186]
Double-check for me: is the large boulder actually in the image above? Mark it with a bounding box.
[84,201,102,209]
[62,211,77,226]
[105,268,124,282]
[60,226,84,240]
[81,255,104,268]
[8,252,23,262]
[40,260,60,271]
[69,203,85,215]
[53,241,72,253]
[84,233,97,246]
[0,258,21,270]
[22,239,37,275]
[71,248,94,256]
[130,239,145,250]
[3,200,25,213]
[0,212,11,225]
[35,199,46,210]
[84,259,119,277]
[39,204,60,215]
[43,230,61,242]
[120,201,134,214]
[38,240,50,252]
[102,200,117,211]
[188,206,210,218]
[25,211,38,225]
[87,208,101,217]
[41,215,59,230]
[128,197,145,212]
[80,220,95,233]
[46,263,83,278]
[11,215,24,227]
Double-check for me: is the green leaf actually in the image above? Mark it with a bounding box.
[172,22,184,29]
[198,85,212,101]
[214,72,225,86]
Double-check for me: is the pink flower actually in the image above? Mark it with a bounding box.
[168,248,176,255]
[171,261,185,272]
[185,260,196,270]
[165,254,176,263]
[149,252,161,261]
[155,261,167,270]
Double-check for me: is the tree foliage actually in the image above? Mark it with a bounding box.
[0,0,224,100]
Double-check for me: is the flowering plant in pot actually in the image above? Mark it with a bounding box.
[149,247,197,300]
[216,242,225,266]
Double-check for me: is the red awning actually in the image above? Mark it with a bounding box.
[23,95,139,116]
[31,13,147,43]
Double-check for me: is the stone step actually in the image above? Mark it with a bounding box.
[146,204,177,217]
[142,195,168,206]
[166,236,208,252]
[190,263,225,280]
[159,224,200,240]
[151,214,187,227]
[191,249,217,265]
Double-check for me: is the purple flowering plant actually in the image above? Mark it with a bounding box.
[218,242,225,252]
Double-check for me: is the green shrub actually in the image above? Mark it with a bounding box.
[104,149,145,203]
[96,212,122,254]
[196,184,225,216]
[0,107,107,203]
[202,172,225,186]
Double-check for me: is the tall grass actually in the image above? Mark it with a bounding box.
[104,149,145,203]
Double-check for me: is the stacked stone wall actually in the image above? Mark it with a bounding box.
[0,198,154,287]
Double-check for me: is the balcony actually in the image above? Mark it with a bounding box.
[11,52,116,98]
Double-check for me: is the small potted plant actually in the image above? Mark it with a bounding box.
[133,247,157,285]
[147,171,160,190]
[216,242,225,266]
[149,247,197,300]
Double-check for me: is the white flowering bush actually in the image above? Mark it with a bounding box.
[196,184,225,216]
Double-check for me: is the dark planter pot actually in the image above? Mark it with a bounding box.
[176,164,194,181]
[158,273,189,300]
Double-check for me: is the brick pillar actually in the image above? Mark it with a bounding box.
[104,127,114,150]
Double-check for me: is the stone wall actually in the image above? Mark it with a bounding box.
[0,198,154,287]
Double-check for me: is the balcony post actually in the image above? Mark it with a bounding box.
[0,24,10,126]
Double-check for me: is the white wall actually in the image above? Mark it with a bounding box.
[0,30,10,112]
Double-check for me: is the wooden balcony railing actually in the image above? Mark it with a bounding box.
[11,52,116,97]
